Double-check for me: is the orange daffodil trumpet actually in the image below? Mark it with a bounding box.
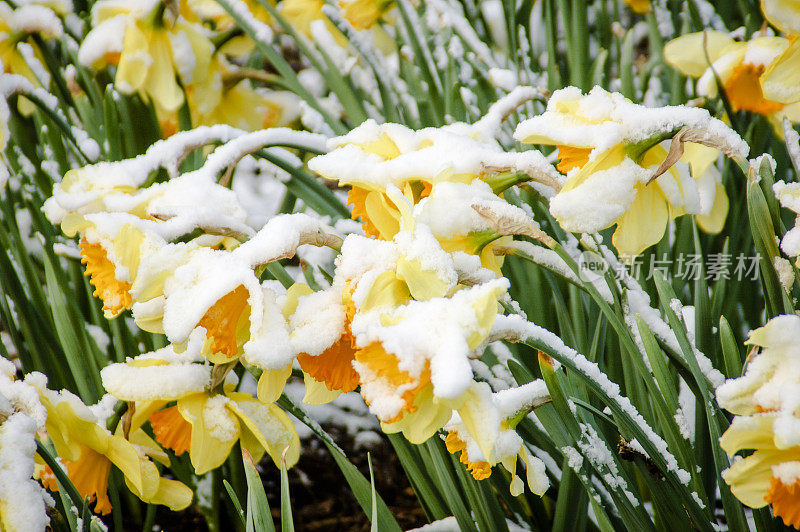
[716,315,800,529]
[514,86,748,256]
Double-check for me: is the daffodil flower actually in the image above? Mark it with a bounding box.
[33,378,192,515]
[66,214,167,318]
[337,0,395,31]
[350,276,509,443]
[444,381,550,496]
[100,336,301,476]
[139,214,339,366]
[184,56,300,132]
[514,86,745,256]
[759,0,800,106]
[79,0,214,115]
[0,3,63,86]
[716,315,800,528]
[270,283,359,404]
[665,30,800,132]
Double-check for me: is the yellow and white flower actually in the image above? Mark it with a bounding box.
[33,376,192,515]
[514,86,745,256]
[350,273,508,443]
[101,337,301,475]
[0,3,63,85]
[716,315,800,528]
[444,381,550,496]
[665,30,800,130]
[79,0,214,114]
[759,0,800,106]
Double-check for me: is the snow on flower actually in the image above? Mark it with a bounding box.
[444,380,550,496]
[515,86,745,256]
[100,333,300,476]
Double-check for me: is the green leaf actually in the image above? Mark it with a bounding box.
[242,448,275,532]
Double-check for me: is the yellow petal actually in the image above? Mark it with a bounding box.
[106,433,148,495]
[466,283,505,350]
[228,394,301,468]
[144,32,184,112]
[360,271,411,312]
[696,183,729,234]
[762,38,800,104]
[381,385,454,444]
[302,372,342,404]
[365,190,401,240]
[178,393,239,475]
[612,183,669,256]
[664,31,736,78]
[456,384,497,462]
[395,257,450,301]
[719,414,777,456]
[682,142,719,178]
[282,282,314,318]
[257,364,293,403]
[115,21,150,94]
[561,146,627,193]
[148,477,194,511]
[723,449,788,508]
[761,0,800,35]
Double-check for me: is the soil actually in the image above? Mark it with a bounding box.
[149,424,428,532]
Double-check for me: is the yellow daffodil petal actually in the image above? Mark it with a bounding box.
[178,393,240,475]
[697,183,729,234]
[623,0,650,14]
[466,283,505,350]
[361,270,411,312]
[381,385,454,444]
[762,39,800,104]
[227,394,301,468]
[365,190,401,239]
[257,364,293,403]
[612,183,669,256]
[561,146,626,192]
[664,30,736,78]
[723,449,787,508]
[457,385,497,462]
[105,433,148,495]
[146,477,194,511]
[302,372,342,405]
[395,257,450,301]
[145,32,184,112]
[115,21,150,95]
[282,282,314,318]
[719,414,778,456]
[761,0,800,35]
